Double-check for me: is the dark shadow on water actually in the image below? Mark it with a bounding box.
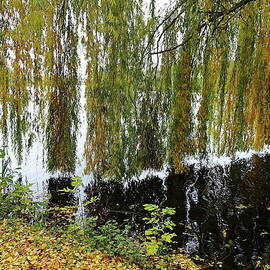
[84,176,167,232]
[46,177,78,226]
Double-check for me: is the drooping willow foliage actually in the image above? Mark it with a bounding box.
[0,0,269,179]
[0,0,79,171]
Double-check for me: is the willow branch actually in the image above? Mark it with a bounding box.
[148,0,187,44]
[151,0,257,55]
[140,0,187,61]
[155,9,185,53]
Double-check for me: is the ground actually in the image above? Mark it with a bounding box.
[0,219,200,270]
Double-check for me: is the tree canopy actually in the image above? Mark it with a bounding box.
[0,0,269,179]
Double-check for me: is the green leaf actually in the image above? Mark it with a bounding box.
[143,204,159,212]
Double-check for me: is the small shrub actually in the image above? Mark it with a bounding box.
[60,180,145,263]
[0,149,32,219]
[84,218,144,262]
[143,204,177,256]
[0,149,46,223]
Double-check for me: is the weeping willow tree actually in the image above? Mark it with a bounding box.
[82,0,147,178]
[0,0,269,179]
[0,0,80,172]
[45,1,79,173]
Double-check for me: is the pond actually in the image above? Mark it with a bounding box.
[41,153,270,269]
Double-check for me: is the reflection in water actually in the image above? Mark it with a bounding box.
[83,154,270,269]
[181,156,270,269]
